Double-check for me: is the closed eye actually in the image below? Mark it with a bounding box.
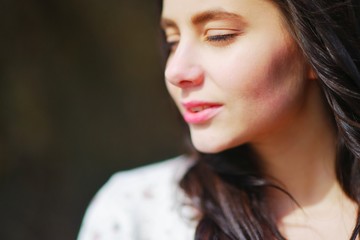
[205,33,238,42]
[166,40,179,52]
[164,32,180,53]
[204,27,242,46]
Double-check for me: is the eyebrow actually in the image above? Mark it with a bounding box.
[191,10,244,25]
[161,9,245,29]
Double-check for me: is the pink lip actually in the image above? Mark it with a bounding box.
[181,101,223,124]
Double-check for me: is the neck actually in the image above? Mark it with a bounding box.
[250,82,349,214]
[256,116,337,207]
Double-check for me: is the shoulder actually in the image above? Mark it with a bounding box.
[78,155,196,240]
[98,155,194,206]
[110,155,192,190]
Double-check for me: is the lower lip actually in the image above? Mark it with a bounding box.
[183,106,222,124]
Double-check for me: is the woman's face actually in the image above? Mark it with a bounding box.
[161,0,312,153]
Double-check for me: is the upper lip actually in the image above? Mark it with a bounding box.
[182,101,223,113]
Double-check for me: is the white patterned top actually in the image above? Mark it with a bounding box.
[78,155,197,240]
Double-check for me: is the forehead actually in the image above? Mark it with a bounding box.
[161,0,274,22]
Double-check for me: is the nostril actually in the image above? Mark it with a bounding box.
[178,80,199,88]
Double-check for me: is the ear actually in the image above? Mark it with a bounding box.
[307,65,317,80]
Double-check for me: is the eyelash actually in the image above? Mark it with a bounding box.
[205,33,238,43]
[165,33,239,53]
[166,41,178,53]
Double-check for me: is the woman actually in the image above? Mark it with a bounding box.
[78,0,360,239]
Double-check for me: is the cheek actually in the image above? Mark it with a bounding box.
[215,40,304,106]
[165,81,178,104]
[209,40,307,138]
[165,80,187,115]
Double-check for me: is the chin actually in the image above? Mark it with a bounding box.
[191,136,239,154]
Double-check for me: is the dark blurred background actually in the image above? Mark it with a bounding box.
[0,0,185,239]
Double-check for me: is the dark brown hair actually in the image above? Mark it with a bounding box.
[160,0,360,239]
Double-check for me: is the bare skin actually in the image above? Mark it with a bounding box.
[255,83,359,239]
[161,0,358,238]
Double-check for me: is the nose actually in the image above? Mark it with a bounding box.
[164,41,204,88]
